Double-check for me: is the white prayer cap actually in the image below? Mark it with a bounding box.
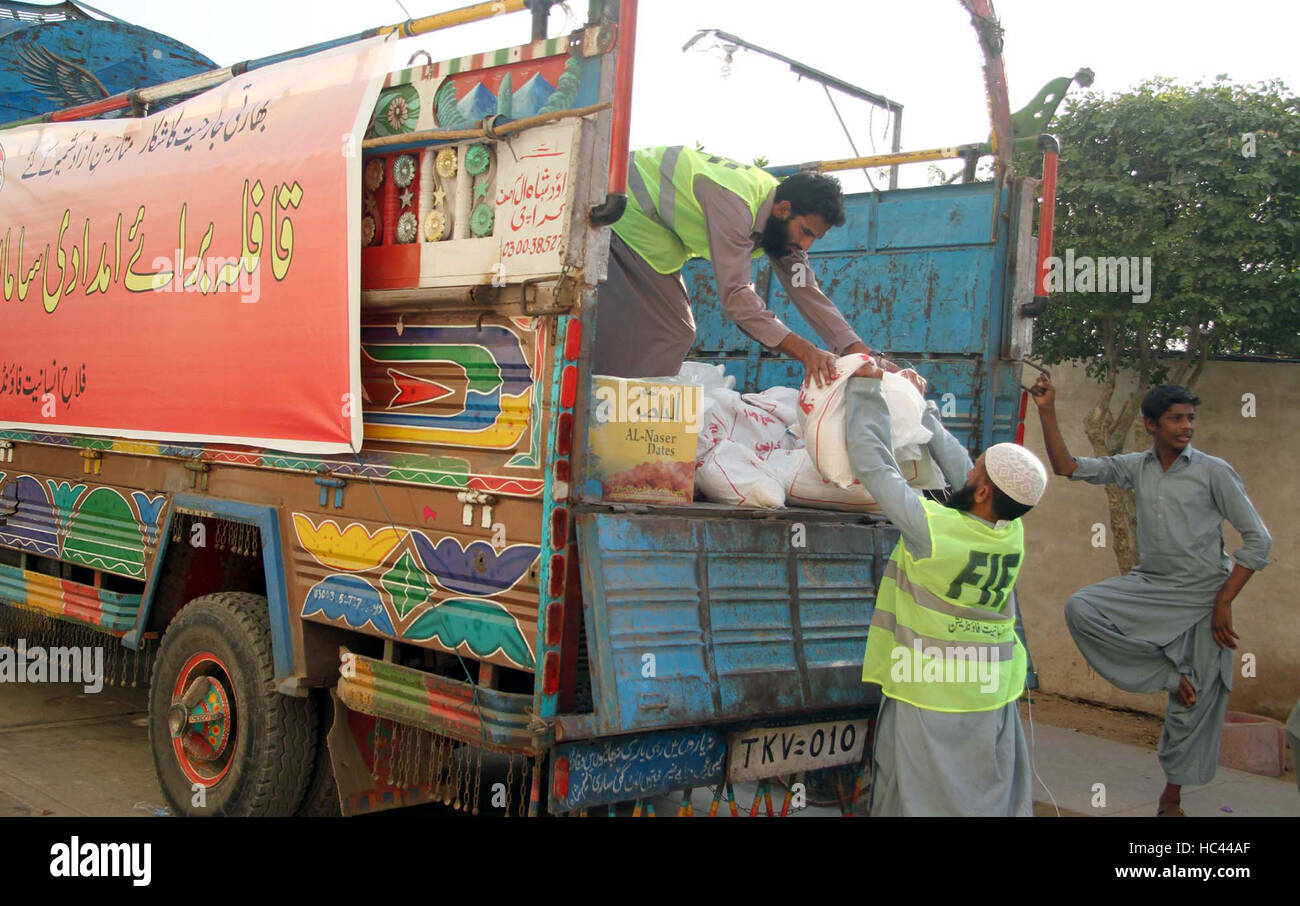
[985,443,1048,507]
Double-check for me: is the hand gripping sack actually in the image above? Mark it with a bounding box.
[797,355,934,489]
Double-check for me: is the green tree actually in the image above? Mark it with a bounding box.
[1026,77,1300,571]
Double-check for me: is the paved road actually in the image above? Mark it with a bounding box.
[0,679,856,817]
[0,681,157,817]
[4,679,1292,818]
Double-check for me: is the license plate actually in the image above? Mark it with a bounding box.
[727,719,869,782]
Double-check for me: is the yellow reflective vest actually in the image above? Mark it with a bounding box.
[612,146,777,275]
[861,499,1028,712]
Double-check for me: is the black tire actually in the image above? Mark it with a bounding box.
[293,690,342,817]
[148,592,316,817]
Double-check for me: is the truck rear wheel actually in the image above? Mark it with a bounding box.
[148,592,316,816]
[293,690,341,817]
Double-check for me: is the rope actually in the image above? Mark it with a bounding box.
[822,84,881,197]
[1025,688,1061,817]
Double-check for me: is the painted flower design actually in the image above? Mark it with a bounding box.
[386,96,410,131]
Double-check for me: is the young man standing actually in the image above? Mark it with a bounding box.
[594,146,900,387]
[1031,375,1272,816]
[848,357,1048,816]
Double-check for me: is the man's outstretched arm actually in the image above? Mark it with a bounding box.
[697,178,895,388]
[845,361,933,558]
[695,180,839,385]
[768,251,862,352]
[770,253,918,379]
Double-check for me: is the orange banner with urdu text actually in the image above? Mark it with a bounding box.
[0,35,393,454]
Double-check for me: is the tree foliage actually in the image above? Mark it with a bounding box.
[1031,77,1300,375]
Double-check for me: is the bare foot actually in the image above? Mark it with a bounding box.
[1174,675,1196,708]
[1156,798,1186,817]
[1157,784,1185,817]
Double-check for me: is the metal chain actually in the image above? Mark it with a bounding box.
[520,757,533,818]
[504,754,515,817]
[471,748,483,816]
[438,736,453,805]
[451,741,464,810]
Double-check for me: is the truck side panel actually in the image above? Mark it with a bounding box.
[576,511,886,736]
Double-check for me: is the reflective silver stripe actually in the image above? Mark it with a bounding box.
[626,154,671,231]
[657,145,684,232]
[882,560,1016,622]
[870,608,1017,661]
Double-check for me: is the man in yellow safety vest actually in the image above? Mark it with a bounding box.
[595,146,904,387]
[847,356,1047,816]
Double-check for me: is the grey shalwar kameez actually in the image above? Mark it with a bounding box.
[1064,446,1271,787]
[846,380,1033,816]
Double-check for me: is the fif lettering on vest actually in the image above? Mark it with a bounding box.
[49,837,151,887]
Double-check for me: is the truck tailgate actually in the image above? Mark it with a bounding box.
[576,509,886,736]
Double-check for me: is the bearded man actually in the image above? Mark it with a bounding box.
[594,146,902,387]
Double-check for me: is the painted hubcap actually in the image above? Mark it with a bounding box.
[169,653,235,785]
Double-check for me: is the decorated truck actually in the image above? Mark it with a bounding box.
[0,0,1061,816]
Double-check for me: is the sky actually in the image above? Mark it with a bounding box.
[76,0,1300,191]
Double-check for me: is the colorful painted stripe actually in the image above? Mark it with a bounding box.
[385,34,571,88]
[0,431,545,498]
[0,563,141,632]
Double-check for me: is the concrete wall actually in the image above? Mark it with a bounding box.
[1017,360,1298,721]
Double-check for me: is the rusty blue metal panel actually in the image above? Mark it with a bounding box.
[576,511,880,737]
[685,179,1022,452]
[873,187,996,250]
[783,248,997,353]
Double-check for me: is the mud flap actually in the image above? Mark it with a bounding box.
[327,690,441,816]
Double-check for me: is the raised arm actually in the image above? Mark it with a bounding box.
[919,400,974,491]
[845,362,933,557]
[1029,372,1077,477]
[1031,373,1143,489]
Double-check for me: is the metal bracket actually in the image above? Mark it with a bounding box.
[457,489,498,527]
[184,459,210,490]
[1016,358,1051,394]
[80,448,103,475]
[315,473,346,509]
[276,675,311,698]
[521,275,576,316]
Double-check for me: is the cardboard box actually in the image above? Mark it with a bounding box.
[587,376,702,505]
